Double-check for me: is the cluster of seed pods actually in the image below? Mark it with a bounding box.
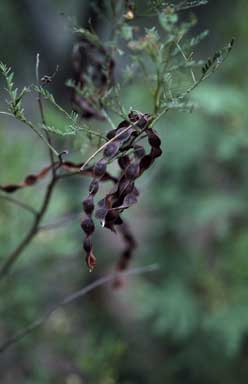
[81,111,162,272]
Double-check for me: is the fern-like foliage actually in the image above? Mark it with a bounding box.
[0,62,29,121]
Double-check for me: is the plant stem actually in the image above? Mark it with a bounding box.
[0,176,57,281]
[35,53,56,167]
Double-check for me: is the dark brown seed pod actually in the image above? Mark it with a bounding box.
[125,163,140,180]
[118,178,132,195]
[83,237,92,253]
[106,130,117,140]
[80,110,162,275]
[118,155,130,170]
[81,217,95,235]
[83,196,94,215]
[89,179,99,195]
[140,155,153,173]
[95,207,108,225]
[147,129,161,147]
[103,142,120,159]
[116,127,133,142]
[0,185,20,193]
[94,160,107,178]
[86,251,97,272]
[25,175,37,185]
[123,192,138,207]
[134,145,146,159]
[151,146,163,159]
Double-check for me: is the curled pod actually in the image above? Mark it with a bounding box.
[139,155,153,173]
[151,146,162,159]
[147,129,161,148]
[134,145,145,159]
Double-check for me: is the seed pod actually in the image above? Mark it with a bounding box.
[83,196,94,215]
[89,179,99,195]
[116,127,133,142]
[86,251,97,271]
[125,163,140,180]
[140,155,152,173]
[123,192,138,207]
[94,160,107,178]
[117,120,130,129]
[83,237,92,253]
[118,177,131,195]
[128,111,140,122]
[103,142,120,159]
[95,207,108,227]
[151,146,162,159]
[106,130,116,140]
[1,185,20,193]
[147,129,161,147]
[25,175,37,185]
[80,110,162,273]
[81,217,95,235]
[134,145,145,159]
[118,155,130,170]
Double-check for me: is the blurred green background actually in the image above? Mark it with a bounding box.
[1,1,248,383]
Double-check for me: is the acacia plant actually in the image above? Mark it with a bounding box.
[0,0,234,280]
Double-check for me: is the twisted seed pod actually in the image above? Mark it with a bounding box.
[81,111,163,274]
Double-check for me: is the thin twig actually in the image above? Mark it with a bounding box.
[0,177,57,280]
[101,108,116,130]
[0,263,159,354]
[0,111,13,117]
[0,56,63,279]
[0,110,59,156]
[36,53,55,168]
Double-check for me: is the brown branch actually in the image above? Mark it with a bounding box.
[0,176,57,280]
[0,263,158,354]
[0,160,117,194]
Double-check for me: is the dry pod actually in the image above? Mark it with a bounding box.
[81,111,163,274]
